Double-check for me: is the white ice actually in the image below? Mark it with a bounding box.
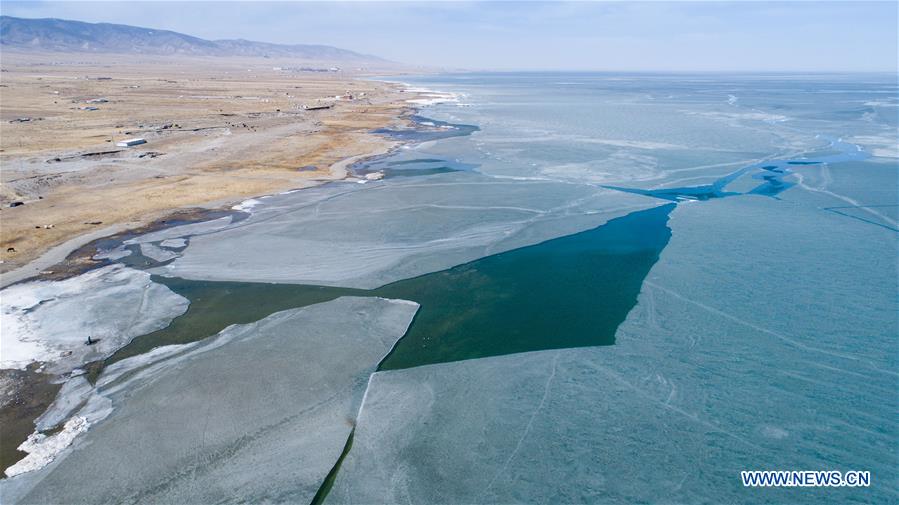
[149,172,652,288]
[159,238,187,248]
[327,193,897,504]
[122,215,233,245]
[0,264,189,373]
[4,416,90,478]
[232,198,263,212]
[34,375,92,432]
[138,242,178,262]
[2,297,419,504]
[91,245,131,261]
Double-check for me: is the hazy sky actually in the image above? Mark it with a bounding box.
[2,1,897,71]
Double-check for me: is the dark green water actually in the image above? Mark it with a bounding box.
[377,203,674,369]
[108,282,360,363]
[108,204,674,372]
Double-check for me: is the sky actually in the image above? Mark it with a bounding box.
[1,1,897,72]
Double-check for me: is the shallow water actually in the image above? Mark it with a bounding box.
[372,114,480,142]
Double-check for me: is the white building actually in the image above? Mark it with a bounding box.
[116,138,147,147]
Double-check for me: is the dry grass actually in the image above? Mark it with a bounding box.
[0,52,412,273]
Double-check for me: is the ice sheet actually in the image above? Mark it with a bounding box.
[4,416,90,478]
[33,375,92,432]
[0,264,189,373]
[151,173,651,288]
[123,216,233,245]
[327,194,897,504]
[91,245,131,261]
[3,297,418,504]
[158,238,187,248]
[138,75,897,291]
[138,242,178,262]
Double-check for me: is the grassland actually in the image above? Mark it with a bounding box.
[0,51,412,281]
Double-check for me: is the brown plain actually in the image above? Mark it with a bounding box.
[0,51,412,275]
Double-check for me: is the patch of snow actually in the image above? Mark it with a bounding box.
[4,416,89,478]
[231,198,263,212]
[0,265,189,373]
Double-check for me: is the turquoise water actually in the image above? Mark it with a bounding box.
[341,73,896,503]
[377,203,673,369]
[82,72,899,504]
[110,204,673,371]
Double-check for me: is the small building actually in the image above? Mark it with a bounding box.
[303,104,333,111]
[116,138,147,147]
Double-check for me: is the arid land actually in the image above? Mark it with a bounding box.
[0,52,415,284]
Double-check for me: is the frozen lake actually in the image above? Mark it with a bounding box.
[3,72,896,503]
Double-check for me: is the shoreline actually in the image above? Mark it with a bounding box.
[0,60,425,287]
[0,79,429,475]
[0,52,420,279]
[9,84,473,292]
[0,139,399,472]
[0,138,403,289]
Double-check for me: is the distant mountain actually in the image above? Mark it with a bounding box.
[0,16,389,63]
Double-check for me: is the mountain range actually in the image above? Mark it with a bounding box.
[0,15,389,63]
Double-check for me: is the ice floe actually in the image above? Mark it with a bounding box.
[4,416,90,478]
[159,237,187,248]
[0,264,189,373]
[149,172,652,288]
[2,297,418,504]
[91,245,131,261]
[33,375,92,432]
[138,242,178,262]
[848,134,899,159]
[122,215,233,245]
[328,195,897,504]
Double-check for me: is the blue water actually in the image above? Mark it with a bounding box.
[71,72,899,504]
[601,136,871,201]
[339,72,899,503]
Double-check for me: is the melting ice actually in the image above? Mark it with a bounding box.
[5,72,896,503]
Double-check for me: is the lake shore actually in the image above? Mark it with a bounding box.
[0,52,417,285]
[0,53,429,473]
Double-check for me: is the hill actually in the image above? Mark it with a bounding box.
[0,16,388,63]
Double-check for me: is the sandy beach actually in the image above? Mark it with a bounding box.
[0,51,413,283]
